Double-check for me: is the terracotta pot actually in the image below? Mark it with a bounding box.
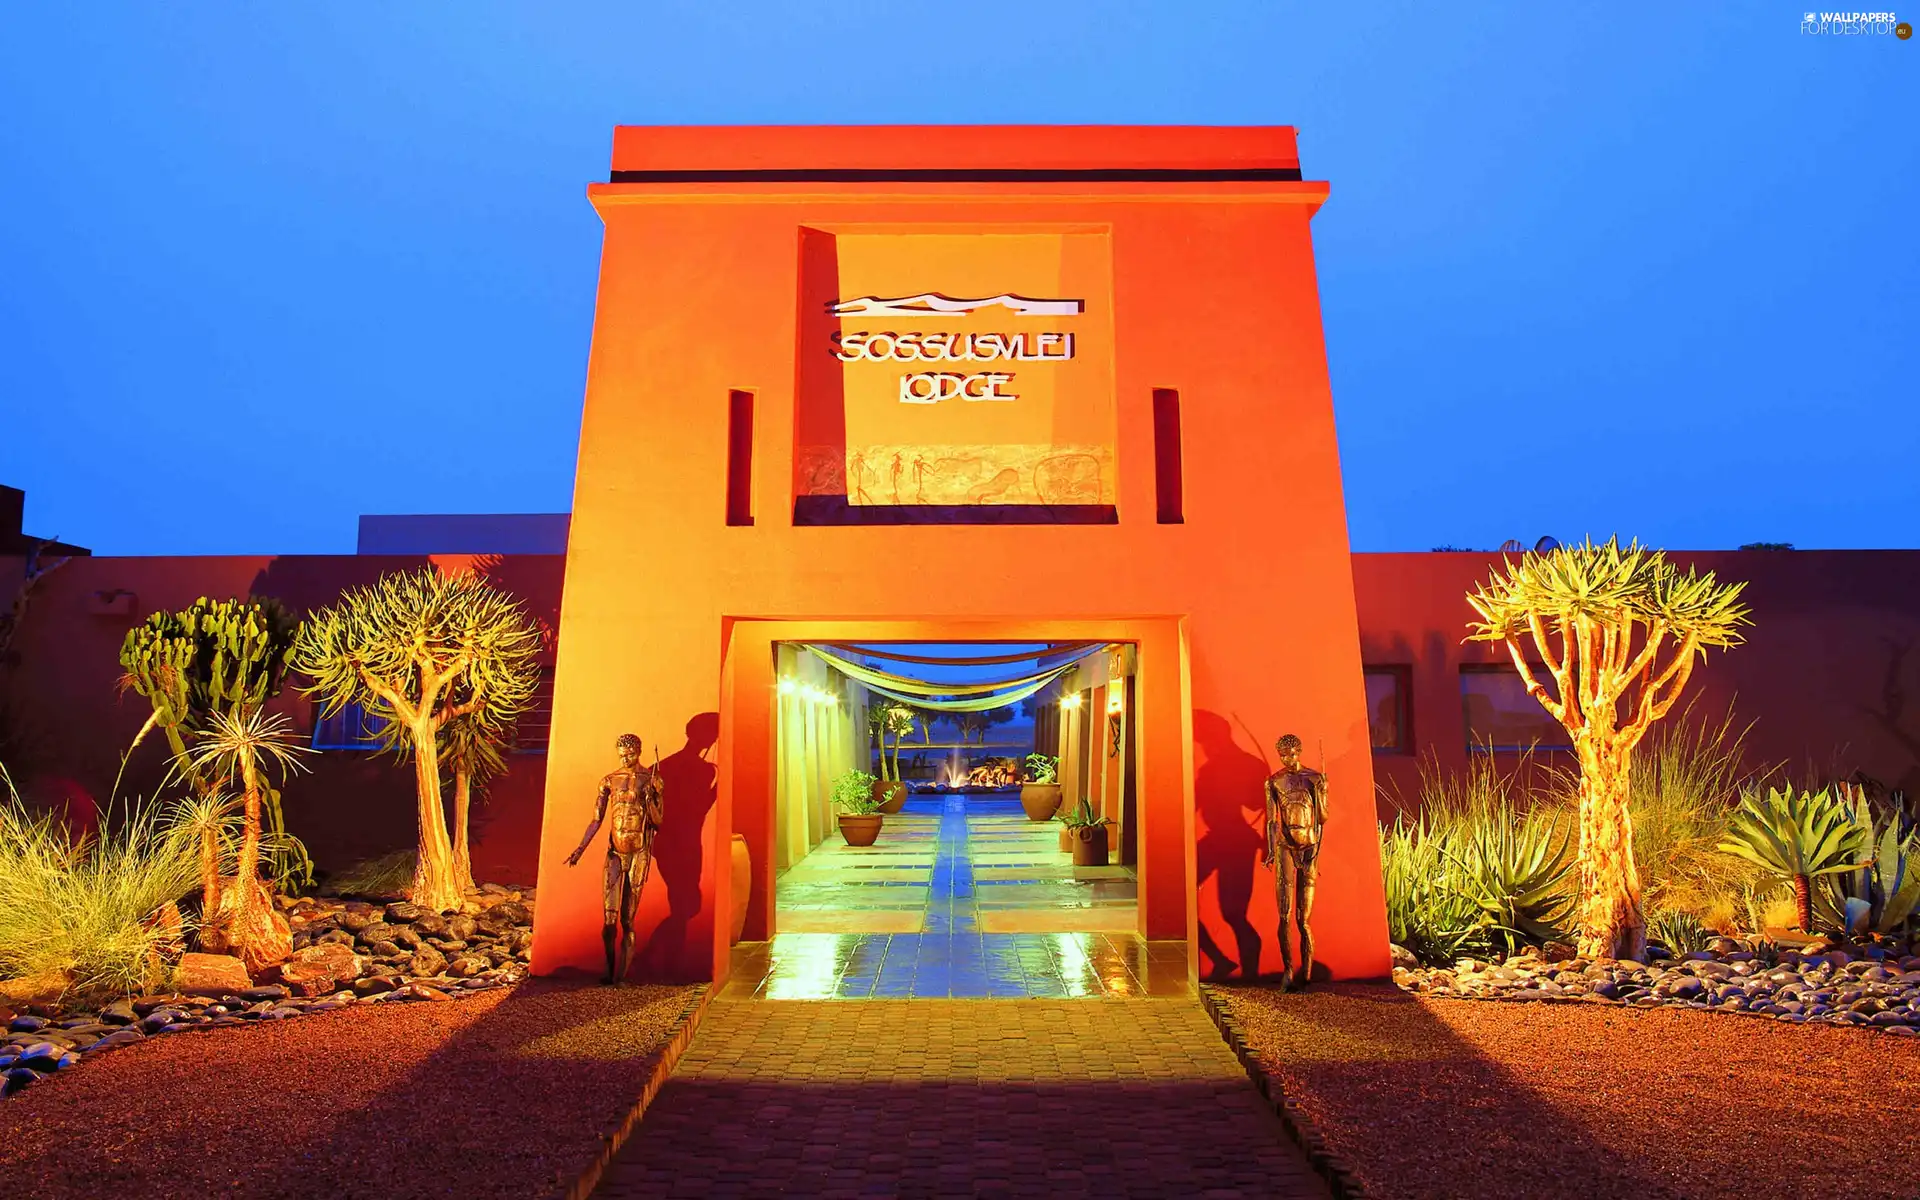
[872,779,908,814]
[1058,824,1074,853]
[838,813,884,847]
[729,833,750,945]
[1018,783,1063,822]
[1071,825,1110,867]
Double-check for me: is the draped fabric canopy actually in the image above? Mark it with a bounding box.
[801,642,1108,713]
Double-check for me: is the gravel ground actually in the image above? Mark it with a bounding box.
[1216,983,1920,1200]
[0,978,695,1200]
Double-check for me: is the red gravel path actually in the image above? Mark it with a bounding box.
[0,979,696,1200]
[1216,983,1920,1200]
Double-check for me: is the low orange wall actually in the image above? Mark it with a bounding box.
[1357,550,1920,814]
[0,552,563,886]
[6,546,1918,980]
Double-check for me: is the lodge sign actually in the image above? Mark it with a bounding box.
[828,293,1082,405]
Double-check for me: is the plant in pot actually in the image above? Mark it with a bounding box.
[834,769,886,847]
[1019,753,1063,822]
[1059,797,1114,867]
[866,706,914,813]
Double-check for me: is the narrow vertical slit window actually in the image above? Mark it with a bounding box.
[1152,388,1184,524]
[726,389,755,526]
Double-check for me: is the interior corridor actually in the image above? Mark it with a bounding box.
[726,792,1187,999]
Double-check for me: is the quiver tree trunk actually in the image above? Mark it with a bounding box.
[452,762,475,895]
[1792,874,1813,932]
[410,721,463,912]
[1575,746,1647,961]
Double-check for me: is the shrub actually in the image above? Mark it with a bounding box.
[1023,754,1059,785]
[1626,703,1776,927]
[326,850,417,900]
[0,765,222,1003]
[831,769,882,815]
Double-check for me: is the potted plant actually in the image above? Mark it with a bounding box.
[1058,797,1113,867]
[1019,753,1062,822]
[868,706,913,813]
[834,769,886,847]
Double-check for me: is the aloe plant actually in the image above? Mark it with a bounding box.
[1058,796,1110,830]
[1379,820,1494,965]
[1814,792,1920,937]
[1646,908,1713,954]
[1444,814,1574,956]
[1718,786,1871,932]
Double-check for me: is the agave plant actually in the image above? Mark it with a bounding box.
[1444,812,1575,956]
[1718,785,1871,933]
[1646,908,1713,955]
[1813,789,1920,937]
[1379,820,1494,965]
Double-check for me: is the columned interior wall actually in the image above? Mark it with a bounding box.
[773,643,862,872]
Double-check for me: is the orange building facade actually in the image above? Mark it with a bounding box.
[529,125,1393,985]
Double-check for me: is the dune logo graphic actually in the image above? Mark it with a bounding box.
[829,293,1084,318]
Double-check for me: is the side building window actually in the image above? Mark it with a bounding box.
[1459,665,1570,752]
[1363,666,1411,753]
[514,669,556,754]
[311,701,385,751]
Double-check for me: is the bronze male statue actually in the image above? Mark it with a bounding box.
[566,733,664,984]
[1262,733,1328,990]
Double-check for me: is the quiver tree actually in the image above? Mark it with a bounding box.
[1466,538,1749,961]
[294,568,541,913]
[433,705,519,894]
[118,596,304,970]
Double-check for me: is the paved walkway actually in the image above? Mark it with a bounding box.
[597,998,1329,1199]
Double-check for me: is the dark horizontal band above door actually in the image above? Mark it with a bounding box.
[609,167,1304,184]
[793,496,1119,527]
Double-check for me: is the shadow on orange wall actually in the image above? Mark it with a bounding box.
[632,711,719,980]
[1192,709,1269,982]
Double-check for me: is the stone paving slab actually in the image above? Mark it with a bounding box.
[596,998,1328,1199]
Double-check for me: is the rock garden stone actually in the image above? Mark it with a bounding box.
[278,942,369,996]
[1394,941,1920,1036]
[175,952,253,996]
[408,947,448,978]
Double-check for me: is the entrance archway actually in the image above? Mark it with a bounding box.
[716,618,1193,992]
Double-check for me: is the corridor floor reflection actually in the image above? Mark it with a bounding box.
[737,793,1187,998]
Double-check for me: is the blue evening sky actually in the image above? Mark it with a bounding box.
[2,4,1913,555]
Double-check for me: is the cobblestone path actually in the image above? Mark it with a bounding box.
[597,998,1328,1199]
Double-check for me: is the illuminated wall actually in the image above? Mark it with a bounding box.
[772,644,860,871]
[796,232,1117,506]
[534,124,1394,985]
